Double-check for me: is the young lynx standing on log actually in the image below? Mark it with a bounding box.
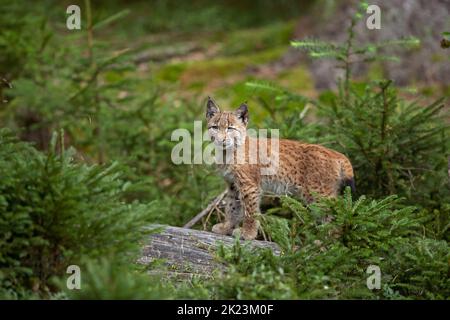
[206,97,355,240]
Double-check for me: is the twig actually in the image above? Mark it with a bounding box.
[202,207,214,231]
[183,190,227,229]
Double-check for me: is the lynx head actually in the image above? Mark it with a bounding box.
[206,97,248,150]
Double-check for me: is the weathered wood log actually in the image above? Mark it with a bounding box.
[138,225,281,279]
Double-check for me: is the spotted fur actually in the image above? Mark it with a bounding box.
[206,97,355,240]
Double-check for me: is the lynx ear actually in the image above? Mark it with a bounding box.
[235,103,249,125]
[206,97,220,120]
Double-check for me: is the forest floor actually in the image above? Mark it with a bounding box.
[86,3,449,119]
[96,17,316,111]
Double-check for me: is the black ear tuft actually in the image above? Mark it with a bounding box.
[235,103,249,125]
[206,96,220,120]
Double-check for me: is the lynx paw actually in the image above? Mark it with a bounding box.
[212,222,233,235]
[232,220,260,240]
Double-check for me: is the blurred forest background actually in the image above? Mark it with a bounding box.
[0,0,449,299]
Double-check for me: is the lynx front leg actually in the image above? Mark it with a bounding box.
[232,183,261,240]
[212,183,243,235]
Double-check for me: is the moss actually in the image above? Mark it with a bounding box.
[366,61,385,80]
[420,86,436,97]
[430,53,448,63]
[443,85,450,97]
[218,21,296,56]
[182,58,246,80]
[186,81,207,90]
[277,65,314,91]
[211,79,279,125]
[418,85,450,98]
[155,63,188,82]
[214,79,257,106]
[173,46,287,87]
[104,70,126,84]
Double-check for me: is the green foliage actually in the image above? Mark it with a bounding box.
[0,0,449,301]
[0,130,156,298]
[55,255,210,300]
[249,0,450,242]
[441,32,450,49]
[320,80,449,201]
[208,1,450,299]
[211,192,449,299]
[291,0,420,96]
[123,0,309,33]
[58,258,174,300]
[0,2,53,80]
[243,80,325,144]
[1,0,224,227]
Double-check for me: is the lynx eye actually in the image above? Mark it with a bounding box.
[227,127,236,131]
[209,125,218,130]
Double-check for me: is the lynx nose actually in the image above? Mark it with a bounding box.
[216,134,226,145]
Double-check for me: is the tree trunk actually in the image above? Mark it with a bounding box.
[138,225,281,279]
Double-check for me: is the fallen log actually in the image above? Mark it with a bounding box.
[139,225,281,279]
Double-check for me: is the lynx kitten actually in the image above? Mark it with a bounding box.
[206,97,355,240]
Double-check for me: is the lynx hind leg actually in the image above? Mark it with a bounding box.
[293,185,315,205]
[212,184,243,235]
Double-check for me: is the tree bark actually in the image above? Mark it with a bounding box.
[138,225,281,279]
